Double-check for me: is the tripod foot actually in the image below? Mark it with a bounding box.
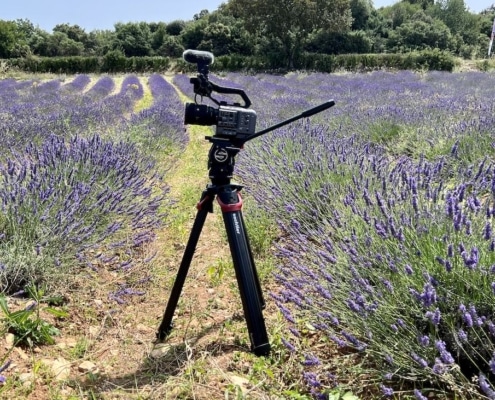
[252,342,271,356]
[156,323,173,342]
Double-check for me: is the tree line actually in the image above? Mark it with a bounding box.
[1,0,494,70]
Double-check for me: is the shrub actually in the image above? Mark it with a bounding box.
[0,134,167,294]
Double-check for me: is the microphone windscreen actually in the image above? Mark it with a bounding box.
[183,50,214,65]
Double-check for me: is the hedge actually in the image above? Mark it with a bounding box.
[3,50,456,74]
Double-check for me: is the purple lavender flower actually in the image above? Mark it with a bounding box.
[425,308,441,326]
[303,353,321,366]
[435,340,455,364]
[489,352,495,374]
[0,360,11,373]
[414,389,428,400]
[479,374,495,399]
[282,338,296,353]
[303,371,321,388]
[405,264,414,275]
[433,358,447,375]
[380,385,394,397]
[447,243,454,257]
[463,312,473,328]
[457,329,468,343]
[485,221,493,240]
[24,301,37,311]
[411,352,428,368]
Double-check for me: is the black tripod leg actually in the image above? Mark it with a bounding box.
[218,193,270,356]
[156,193,213,342]
[239,212,265,309]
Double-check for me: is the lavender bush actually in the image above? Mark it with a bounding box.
[229,71,495,398]
[0,134,167,294]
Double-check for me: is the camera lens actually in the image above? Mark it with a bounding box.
[184,103,218,126]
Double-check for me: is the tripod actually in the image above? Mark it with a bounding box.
[156,135,270,355]
[156,100,335,356]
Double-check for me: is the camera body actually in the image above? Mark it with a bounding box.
[184,102,257,141]
[182,49,257,142]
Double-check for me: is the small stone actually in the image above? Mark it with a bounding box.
[5,333,15,346]
[15,347,29,360]
[94,299,103,307]
[51,358,71,381]
[229,375,250,394]
[57,338,78,349]
[18,372,34,383]
[78,361,97,373]
[213,298,227,309]
[88,326,99,337]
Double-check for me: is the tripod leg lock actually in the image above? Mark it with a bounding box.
[217,191,243,212]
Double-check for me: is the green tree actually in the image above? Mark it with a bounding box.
[150,22,167,52]
[113,22,152,57]
[180,18,208,50]
[405,0,434,9]
[306,29,372,53]
[158,36,184,57]
[227,0,352,68]
[53,23,88,44]
[431,0,468,35]
[387,11,454,51]
[166,20,186,36]
[429,0,480,47]
[198,22,232,55]
[350,0,373,30]
[45,31,85,56]
[380,1,422,28]
[87,30,115,56]
[0,20,29,58]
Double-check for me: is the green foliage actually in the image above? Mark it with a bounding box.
[0,286,65,347]
[297,50,455,72]
[44,31,85,56]
[114,22,152,57]
[166,20,186,36]
[101,49,126,72]
[53,23,89,45]
[387,12,454,52]
[350,0,373,30]
[227,0,352,67]
[6,55,170,73]
[0,20,29,58]
[306,30,373,54]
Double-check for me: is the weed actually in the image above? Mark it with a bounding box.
[0,285,66,347]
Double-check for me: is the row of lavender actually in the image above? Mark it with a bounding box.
[200,71,495,399]
[0,74,185,296]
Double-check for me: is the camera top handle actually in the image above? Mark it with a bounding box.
[184,49,252,109]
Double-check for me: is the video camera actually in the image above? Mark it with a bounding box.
[182,49,257,142]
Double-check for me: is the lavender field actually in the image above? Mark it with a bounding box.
[0,74,185,295]
[2,70,495,399]
[205,71,495,398]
